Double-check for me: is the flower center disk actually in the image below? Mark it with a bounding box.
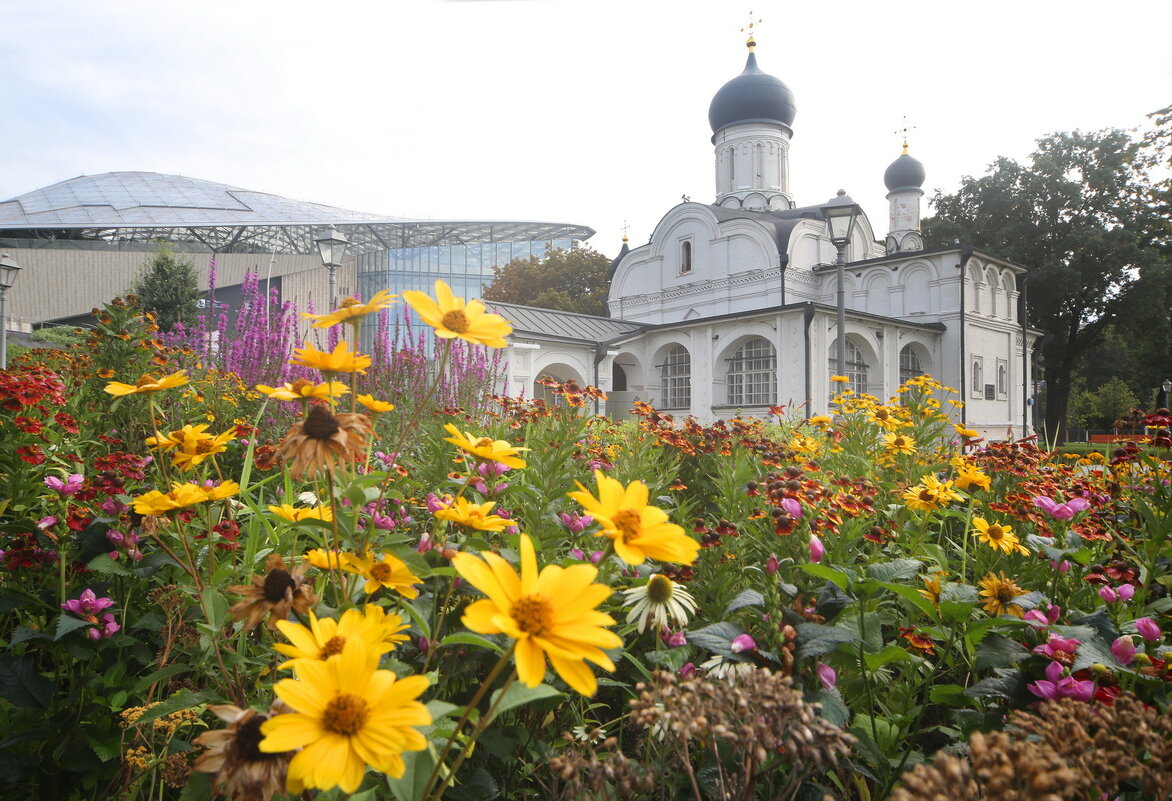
[262,569,296,603]
[321,635,346,657]
[302,405,341,440]
[612,509,641,542]
[646,575,674,604]
[441,309,470,333]
[511,595,554,636]
[370,562,393,582]
[322,694,369,736]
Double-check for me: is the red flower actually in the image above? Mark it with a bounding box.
[54,412,80,434]
[900,627,936,655]
[17,445,46,465]
[14,416,43,434]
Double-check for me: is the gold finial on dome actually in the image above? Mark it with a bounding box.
[621,221,630,244]
[741,10,762,51]
[894,115,916,154]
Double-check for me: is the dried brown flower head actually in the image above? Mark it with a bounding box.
[227,554,317,631]
[275,404,371,479]
[548,736,657,801]
[194,700,295,801]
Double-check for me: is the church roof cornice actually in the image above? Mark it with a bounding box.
[810,244,1030,274]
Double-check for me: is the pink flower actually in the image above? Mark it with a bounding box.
[1028,660,1065,700]
[781,498,803,519]
[816,662,837,690]
[1032,634,1079,659]
[1117,584,1136,602]
[1099,586,1119,603]
[1135,617,1162,642]
[664,630,688,648]
[36,516,57,530]
[44,473,84,496]
[1051,560,1072,574]
[99,612,120,638]
[765,554,780,575]
[730,634,757,654]
[679,662,697,678]
[1024,610,1051,628]
[809,535,825,564]
[1111,635,1137,666]
[1033,495,1090,521]
[425,493,451,513]
[560,511,594,534]
[61,589,114,617]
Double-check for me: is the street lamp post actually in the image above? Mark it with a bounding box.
[1159,378,1171,410]
[314,227,350,312]
[0,253,23,370]
[820,191,862,387]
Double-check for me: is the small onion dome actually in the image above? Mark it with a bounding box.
[708,39,796,135]
[884,146,926,192]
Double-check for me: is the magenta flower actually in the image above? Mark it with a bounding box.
[781,498,803,519]
[1027,660,1065,700]
[765,554,780,575]
[1024,603,1060,629]
[61,589,115,617]
[1032,634,1079,659]
[1135,617,1162,642]
[36,516,57,530]
[1111,635,1137,666]
[664,630,688,648]
[816,662,837,690]
[559,511,594,534]
[730,634,757,654]
[809,535,825,564]
[1033,495,1090,521]
[1099,586,1119,603]
[44,473,84,496]
[1055,675,1095,702]
[1117,583,1136,601]
[678,662,697,678]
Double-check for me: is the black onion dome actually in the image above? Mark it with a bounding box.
[708,51,796,135]
[884,151,926,192]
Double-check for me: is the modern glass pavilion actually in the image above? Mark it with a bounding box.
[0,172,594,327]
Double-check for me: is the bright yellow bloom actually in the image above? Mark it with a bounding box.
[289,341,372,375]
[269,504,334,523]
[902,475,963,513]
[104,370,188,396]
[788,434,822,455]
[256,380,349,402]
[274,606,410,670]
[954,424,981,440]
[978,572,1027,618]
[342,551,422,599]
[443,423,527,469]
[806,415,833,429]
[203,480,240,501]
[260,639,431,791]
[829,375,850,383]
[356,394,394,414]
[568,470,699,566]
[434,497,513,532]
[972,517,1029,555]
[883,432,917,455]
[954,463,992,491]
[402,279,512,348]
[452,533,621,696]
[868,407,904,430]
[132,490,181,516]
[302,290,398,329]
[167,427,234,471]
[169,482,211,507]
[132,480,231,515]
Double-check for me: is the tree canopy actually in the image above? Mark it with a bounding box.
[130,245,202,332]
[481,246,611,316]
[922,127,1169,438]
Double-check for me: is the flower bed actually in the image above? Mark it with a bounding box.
[2,284,1172,801]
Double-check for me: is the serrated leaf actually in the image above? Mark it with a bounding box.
[0,654,52,709]
[201,587,229,630]
[928,684,974,706]
[940,600,976,624]
[866,559,922,582]
[686,622,746,658]
[485,682,563,725]
[54,614,92,641]
[133,689,206,726]
[725,589,765,615]
[386,747,435,801]
[812,690,850,726]
[974,632,1031,670]
[880,582,936,618]
[864,645,912,671]
[87,553,132,576]
[964,670,1025,700]
[795,622,860,660]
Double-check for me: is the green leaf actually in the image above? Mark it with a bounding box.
[724,589,765,614]
[864,645,912,671]
[399,600,432,641]
[813,690,851,726]
[974,632,1031,670]
[86,553,132,576]
[880,582,937,618]
[131,664,191,694]
[866,559,923,582]
[485,682,563,725]
[928,684,975,707]
[438,633,505,655]
[795,622,861,660]
[686,622,746,658]
[201,587,229,631]
[385,747,436,801]
[0,654,52,709]
[54,614,92,641]
[425,700,459,720]
[940,600,976,624]
[799,563,852,590]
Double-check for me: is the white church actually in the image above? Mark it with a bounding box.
[495,38,1039,437]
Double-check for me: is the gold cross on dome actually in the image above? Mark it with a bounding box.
[741,10,763,49]
[894,115,917,153]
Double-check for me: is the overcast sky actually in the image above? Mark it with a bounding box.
[3,0,1170,258]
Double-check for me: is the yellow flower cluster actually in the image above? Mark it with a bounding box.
[132,481,239,515]
[145,423,234,471]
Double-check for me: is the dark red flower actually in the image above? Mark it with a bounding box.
[17,445,45,465]
[54,412,79,434]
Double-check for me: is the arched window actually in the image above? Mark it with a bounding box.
[727,337,776,406]
[997,362,1008,396]
[899,345,924,385]
[829,339,869,394]
[680,240,693,274]
[972,356,984,396]
[660,346,691,409]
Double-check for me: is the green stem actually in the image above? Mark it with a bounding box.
[429,670,519,801]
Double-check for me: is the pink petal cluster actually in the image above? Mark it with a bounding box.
[61,589,114,617]
[809,535,825,564]
[1033,495,1090,521]
[1135,617,1162,642]
[1024,604,1061,629]
[816,662,837,690]
[559,511,594,534]
[1028,660,1094,702]
[1111,635,1137,666]
[44,473,85,496]
[1099,584,1135,603]
[781,498,803,519]
[1031,634,1079,659]
[730,634,757,654]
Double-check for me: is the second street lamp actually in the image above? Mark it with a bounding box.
[821,191,862,389]
[314,227,350,312]
[0,253,23,370]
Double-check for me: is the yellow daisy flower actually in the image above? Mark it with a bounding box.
[104,370,188,396]
[806,415,834,429]
[203,480,240,501]
[303,548,348,570]
[442,423,527,469]
[452,533,621,696]
[171,429,235,471]
[883,432,917,455]
[954,424,981,440]
[302,290,398,329]
[902,475,963,513]
[341,551,422,598]
[788,433,822,455]
[954,463,991,491]
[977,572,1027,617]
[868,407,904,430]
[402,279,512,348]
[274,606,410,670]
[260,639,431,791]
[434,497,513,532]
[568,470,699,566]
[972,517,1029,555]
[356,394,394,414]
[269,504,334,523]
[829,375,851,383]
[132,489,181,516]
[256,379,349,403]
[289,341,372,375]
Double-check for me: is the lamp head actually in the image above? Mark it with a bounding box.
[314,227,350,267]
[821,190,862,247]
[0,253,22,290]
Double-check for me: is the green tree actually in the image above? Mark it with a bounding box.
[922,128,1168,439]
[130,244,202,332]
[482,246,611,316]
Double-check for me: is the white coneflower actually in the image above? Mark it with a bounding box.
[622,574,697,634]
